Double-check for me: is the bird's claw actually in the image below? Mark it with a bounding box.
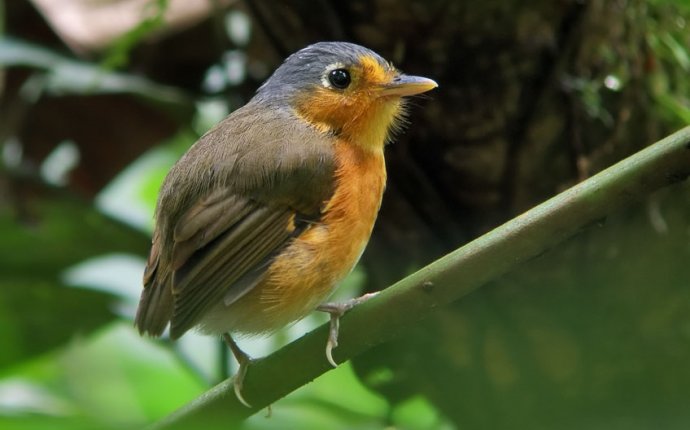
[318,292,379,367]
[223,333,253,408]
[232,358,252,408]
[325,313,340,367]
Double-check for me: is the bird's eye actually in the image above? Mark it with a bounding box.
[328,69,351,89]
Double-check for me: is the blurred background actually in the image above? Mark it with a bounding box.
[1,0,690,429]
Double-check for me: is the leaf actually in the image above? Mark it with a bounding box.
[0,37,189,105]
[0,323,206,429]
[0,280,116,371]
[660,33,690,71]
[100,0,171,70]
[0,192,150,369]
[0,194,149,276]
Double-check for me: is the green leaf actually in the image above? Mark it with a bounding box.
[0,193,149,369]
[0,194,148,276]
[101,0,171,70]
[660,33,690,71]
[0,323,205,429]
[0,280,116,371]
[0,37,189,104]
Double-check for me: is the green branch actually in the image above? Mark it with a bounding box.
[152,126,690,429]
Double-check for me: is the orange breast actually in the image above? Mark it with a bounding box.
[224,140,386,335]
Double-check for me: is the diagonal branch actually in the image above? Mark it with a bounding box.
[152,126,690,429]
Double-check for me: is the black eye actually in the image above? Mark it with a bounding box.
[328,69,351,89]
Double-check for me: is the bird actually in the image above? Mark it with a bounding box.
[134,41,437,407]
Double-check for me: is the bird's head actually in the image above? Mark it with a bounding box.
[254,42,438,151]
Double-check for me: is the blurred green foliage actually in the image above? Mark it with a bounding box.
[0,37,189,104]
[101,0,170,70]
[355,181,690,429]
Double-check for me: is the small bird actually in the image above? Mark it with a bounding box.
[135,41,437,406]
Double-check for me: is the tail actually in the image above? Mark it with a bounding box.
[134,231,173,337]
[134,277,173,337]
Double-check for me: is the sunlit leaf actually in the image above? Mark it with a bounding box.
[0,37,189,105]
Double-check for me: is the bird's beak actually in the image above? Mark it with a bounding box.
[379,74,438,97]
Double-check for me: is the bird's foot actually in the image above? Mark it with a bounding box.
[223,333,253,408]
[317,292,379,367]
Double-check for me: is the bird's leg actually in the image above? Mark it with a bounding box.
[222,333,253,408]
[316,292,379,367]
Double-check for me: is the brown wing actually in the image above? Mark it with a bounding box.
[135,103,335,339]
[168,191,298,337]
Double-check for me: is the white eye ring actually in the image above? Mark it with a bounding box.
[321,62,347,88]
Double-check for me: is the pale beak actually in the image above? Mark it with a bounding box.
[379,75,438,97]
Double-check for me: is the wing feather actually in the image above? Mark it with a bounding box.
[171,192,254,270]
[169,205,294,337]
